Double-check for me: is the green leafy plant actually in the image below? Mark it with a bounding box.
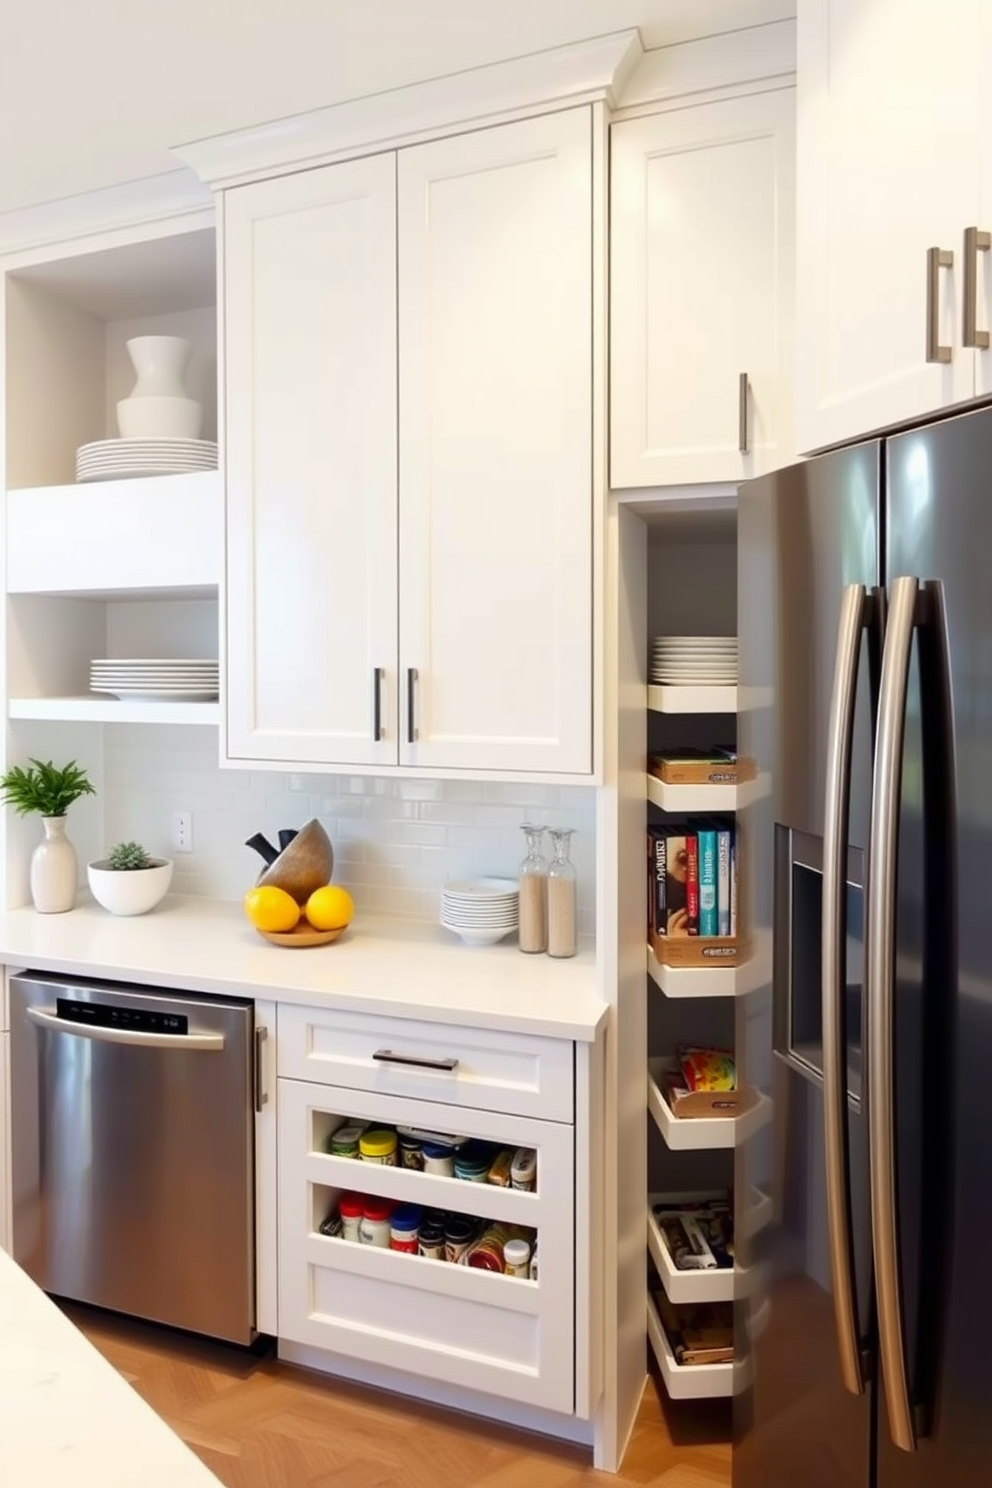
[0,758,95,818]
[106,841,154,871]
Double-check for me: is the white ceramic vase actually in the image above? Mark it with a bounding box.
[116,335,202,440]
[30,817,78,914]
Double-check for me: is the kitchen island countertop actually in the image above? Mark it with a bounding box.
[0,895,607,1040]
[0,1247,221,1488]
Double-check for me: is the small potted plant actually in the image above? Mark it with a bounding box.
[0,757,95,913]
[87,840,174,917]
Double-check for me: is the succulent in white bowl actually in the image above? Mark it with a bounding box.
[87,840,173,916]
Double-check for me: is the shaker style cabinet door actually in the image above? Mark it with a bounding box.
[224,154,399,766]
[397,111,593,775]
[796,0,978,452]
[610,88,795,489]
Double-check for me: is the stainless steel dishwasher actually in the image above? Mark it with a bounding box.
[10,972,258,1345]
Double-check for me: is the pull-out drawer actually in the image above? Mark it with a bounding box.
[277,1078,575,1413]
[277,1005,573,1122]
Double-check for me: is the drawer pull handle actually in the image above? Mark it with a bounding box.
[373,1047,459,1072]
[926,246,954,363]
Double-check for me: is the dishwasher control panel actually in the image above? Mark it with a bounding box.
[56,997,189,1035]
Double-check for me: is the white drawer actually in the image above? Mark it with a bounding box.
[277,1005,574,1122]
[278,1078,575,1413]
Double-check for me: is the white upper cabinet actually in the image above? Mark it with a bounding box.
[224,154,399,767]
[397,112,593,774]
[796,0,981,451]
[610,89,795,489]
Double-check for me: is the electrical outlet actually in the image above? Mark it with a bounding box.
[172,811,193,854]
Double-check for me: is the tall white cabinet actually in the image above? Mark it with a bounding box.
[610,88,795,488]
[796,0,992,450]
[223,110,594,778]
[224,155,399,768]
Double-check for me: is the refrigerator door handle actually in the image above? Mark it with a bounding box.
[868,574,919,1453]
[822,581,870,1397]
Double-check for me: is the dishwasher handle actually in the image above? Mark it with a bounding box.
[25,1005,225,1051]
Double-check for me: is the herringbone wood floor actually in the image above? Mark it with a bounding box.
[64,1302,731,1488]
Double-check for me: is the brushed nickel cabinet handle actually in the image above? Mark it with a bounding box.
[406,667,418,744]
[254,1025,269,1113]
[738,372,749,453]
[372,1048,458,1072]
[926,247,953,363]
[963,226,990,349]
[867,575,919,1453]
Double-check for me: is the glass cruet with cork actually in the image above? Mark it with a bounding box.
[547,827,577,958]
[517,823,548,953]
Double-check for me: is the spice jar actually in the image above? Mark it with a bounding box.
[359,1196,393,1247]
[390,1204,422,1254]
[529,1243,539,1282]
[454,1140,494,1183]
[486,1149,514,1187]
[444,1213,482,1263]
[422,1141,456,1176]
[546,828,577,958]
[399,1133,423,1170]
[466,1223,511,1271]
[359,1128,398,1165]
[339,1192,364,1243]
[328,1124,364,1159]
[510,1147,537,1192]
[503,1237,532,1277]
[318,1211,343,1239]
[518,823,548,953]
[418,1212,447,1260]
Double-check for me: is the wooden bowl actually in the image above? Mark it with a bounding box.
[257,923,346,948]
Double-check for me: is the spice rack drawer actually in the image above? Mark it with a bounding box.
[278,1079,576,1414]
[277,1005,573,1121]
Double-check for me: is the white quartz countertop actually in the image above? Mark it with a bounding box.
[0,896,607,1041]
[0,1248,220,1488]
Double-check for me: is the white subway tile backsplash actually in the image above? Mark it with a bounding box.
[103,725,597,934]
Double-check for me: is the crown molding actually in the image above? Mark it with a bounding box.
[614,20,795,117]
[175,29,643,190]
[0,170,213,265]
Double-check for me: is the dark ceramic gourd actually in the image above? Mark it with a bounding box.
[245,819,333,905]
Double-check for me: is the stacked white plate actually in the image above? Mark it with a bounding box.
[75,438,218,483]
[90,658,219,702]
[651,635,738,685]
[440,877,519,947]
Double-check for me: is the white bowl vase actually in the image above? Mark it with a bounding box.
[116,336,202,439]
[31,816,78,914]
[87,857,173,916]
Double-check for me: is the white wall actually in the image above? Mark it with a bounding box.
[0,1,794,217]
[101,724,597,933]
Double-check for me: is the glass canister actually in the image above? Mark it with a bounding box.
[517,823,548,953]
[546,828,577,958]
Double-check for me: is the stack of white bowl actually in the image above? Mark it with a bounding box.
[440,878,519,946]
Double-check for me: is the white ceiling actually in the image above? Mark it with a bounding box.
[0,0,793,216]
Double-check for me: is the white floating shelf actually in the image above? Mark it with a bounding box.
[646,1289,734,1400]
[647,1195,734,1305]
[8,697,220,726]
[646,772,771,813]
[647,1059,771,1151]
[646,929,771,999]
[647,684,737,715]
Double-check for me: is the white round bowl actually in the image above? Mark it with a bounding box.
[116,395,203,440]
[440,920,515,947]
[87,858,173,916]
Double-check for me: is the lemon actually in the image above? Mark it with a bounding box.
[305,884,354,931]
[244,885,300,933]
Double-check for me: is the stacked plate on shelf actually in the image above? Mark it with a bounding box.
[75,438,218,483]
[440,878,519,947]
[651,636,738,686]
[89,658,219,702]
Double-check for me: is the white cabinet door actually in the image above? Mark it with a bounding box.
[225,154,399,767]
[611,89,795,488]
[796,0,979,452]
[397,111,593,775]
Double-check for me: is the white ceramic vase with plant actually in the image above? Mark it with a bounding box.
[0,758,96,913]
[87,840,174,916]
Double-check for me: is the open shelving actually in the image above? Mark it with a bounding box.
[646,927,772,999]
[647,683,737,715]
[646,770,770,814]
[647,1192,734,1304]
[646,1288,734,1400]
[7,697,220,726]
[648,1058,771,1152]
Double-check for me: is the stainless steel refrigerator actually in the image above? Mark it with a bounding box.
[734,402,992,1487]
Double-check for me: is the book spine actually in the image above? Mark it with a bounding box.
[730,839,738,938]
[653,830,667,937]
[685,833,699,935]
[698,829,717,937]
[717,828,732,937]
